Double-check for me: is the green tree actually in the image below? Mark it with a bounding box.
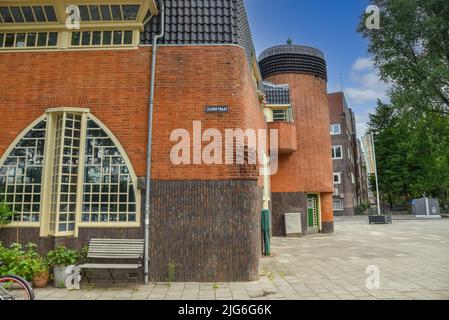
[360,0,449,211]
[0,201,14,231]
[358,0,449,115]
[368,99,449,210]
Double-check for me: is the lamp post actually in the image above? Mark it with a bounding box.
[371,133,381,216]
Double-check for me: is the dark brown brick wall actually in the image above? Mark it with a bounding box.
[271,192,307,236]
[148,180,262,282]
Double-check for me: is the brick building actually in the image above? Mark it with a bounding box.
[259,44,335,235]
[328,92,368,216]
[0,0,334,282]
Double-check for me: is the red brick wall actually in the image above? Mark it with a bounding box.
[268,122,297,154]
[265,73,334,194]
[328,92,344,123]
[265,73,334,228]
[0,45,266,182]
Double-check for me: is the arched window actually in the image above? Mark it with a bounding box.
[0,109,140,236]
[0,118,46,223]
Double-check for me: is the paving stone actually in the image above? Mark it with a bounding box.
[34,217,449,301]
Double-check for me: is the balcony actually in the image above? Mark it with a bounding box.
[265,105,297,154]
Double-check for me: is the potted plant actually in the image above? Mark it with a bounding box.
[46,246,79,288]
[0,242,48,288]
[31,258,50,288]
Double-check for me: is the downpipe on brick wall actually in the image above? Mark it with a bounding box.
[144,0,165,285]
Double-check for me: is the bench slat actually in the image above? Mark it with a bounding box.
[79,263,140,269]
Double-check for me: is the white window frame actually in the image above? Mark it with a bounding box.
[333,173,342,185]
[333,197,344,211]
[332,145,343,160]
[0,1,158,52]
[330,123,341,135]
[0,108,141,236]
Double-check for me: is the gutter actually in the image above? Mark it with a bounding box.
[144,0,165,285]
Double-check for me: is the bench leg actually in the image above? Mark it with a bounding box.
[108,269,115,284]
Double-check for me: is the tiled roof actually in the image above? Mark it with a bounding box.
[140,0,257,64]
[259,45,325,61]
[259,44,328,82]
[263,82,290,105]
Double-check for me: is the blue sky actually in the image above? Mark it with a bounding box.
[245,0,389,137]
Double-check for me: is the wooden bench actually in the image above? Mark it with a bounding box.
[72,239,144,288]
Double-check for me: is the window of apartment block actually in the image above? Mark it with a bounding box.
[330,124,341,135]
[0,109,140,236]
[333,196,343,211]
[333,173,342,184]
[332,146,343,159]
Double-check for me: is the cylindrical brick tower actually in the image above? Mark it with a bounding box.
[259,43,334,234]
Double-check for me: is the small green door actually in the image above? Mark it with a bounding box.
[307,194,319,228]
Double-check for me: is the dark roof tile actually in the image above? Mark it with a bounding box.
[263,82,291,105]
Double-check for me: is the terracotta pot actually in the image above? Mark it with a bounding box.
[33,272,49,288]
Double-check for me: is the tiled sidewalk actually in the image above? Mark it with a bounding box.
[36,216,449,300]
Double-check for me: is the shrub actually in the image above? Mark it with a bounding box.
[0,243,47,281]
[46,246,79,267]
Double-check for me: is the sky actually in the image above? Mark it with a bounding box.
[245,0,389,138]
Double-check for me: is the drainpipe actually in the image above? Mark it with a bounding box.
[144,0,165,285]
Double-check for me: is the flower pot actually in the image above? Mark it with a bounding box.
[53,265,70,288]
[33,272,49,288]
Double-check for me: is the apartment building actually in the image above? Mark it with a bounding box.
[328,92,367,216]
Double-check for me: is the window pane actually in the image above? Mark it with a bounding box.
[81,31,91,46]
[0,7,13,23]
[89,5,101,21]
[5,33,15,47]
[32,6,46,22]
[92,31,101,45]
[111,5,122,20]
[21,7,35,22]
[15,33,25,47]
[71,32,80,46]
[26,33,36,47]
[124,31,133,45]
[0,33,4,47]
[10,7,24,23]
[37,33,47,46]
[44,6,57,22]
[48,32,58,46]
[122,5,139,20]
[100,5,111,21]
[102,31,111,45]
[113,31,122,45]
[79,5,90,21]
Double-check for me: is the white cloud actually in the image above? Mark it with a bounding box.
[343,57,390,138]
[345,87,388,104]
[345,56,389,104]
[352,57,374,72]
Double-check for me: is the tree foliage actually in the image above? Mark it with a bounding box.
[360,0,449,210]
[358,0,449,115]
